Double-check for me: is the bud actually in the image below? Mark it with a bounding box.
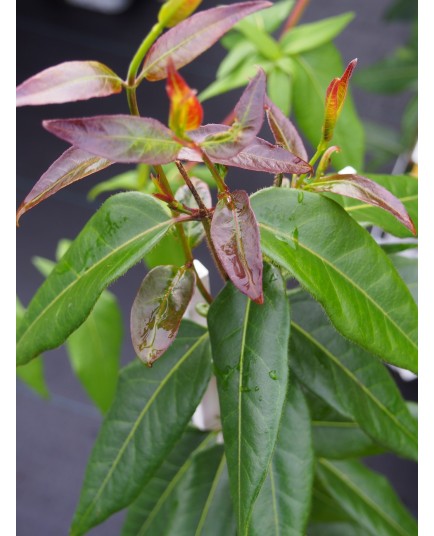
[158,0,202,28]
[166,59,203,137]
[322,59,357,144]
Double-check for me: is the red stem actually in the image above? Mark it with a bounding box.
[280,0,310,37]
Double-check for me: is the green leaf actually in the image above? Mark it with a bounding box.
[122,428,215,535]
[208,263,290,535]
[70,321,212,535]
[267,67,292,116]
[66,290,122,413]
[401,94,418,150]
[389,254,417,303]
[309,480,354,524]
[308,521,367,536]
[251,187,418,373]
[354,55,417,94]
[335,173,418,238]
[144,228,186,269]
[316,459,417,536]
[235,20,281,60]
[292,43,365,170]
[175,178,212,249]
[249,380,314,536]
[281,13,355,55]
[216,41,258,80]
[17,192,172,366]
[16,297,49,398]
[241,0,294,33]
[289,291,417,460]
[87,169,144,201]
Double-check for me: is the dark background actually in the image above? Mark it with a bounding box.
[17,0,417,534]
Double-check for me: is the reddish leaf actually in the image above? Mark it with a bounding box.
[130,265,195,366]
[307,173,416,235]
[141,1,272,81]
[16,61,123,107]
[158,0,202,28]
[264,95,308,161]
[211,190,263,303]
[166,59,203,136]
[322,59,357,143]
[43,115,183,165]
[16,147,112,225]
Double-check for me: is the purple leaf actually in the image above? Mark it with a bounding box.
[308,174,416,235]
[16,147,112,225]
[130,265,195,366]
[211,190,263,303]
[43,115,183,165]
[264,95,308,161]
[141,1,272,81]
[16,61,123,107]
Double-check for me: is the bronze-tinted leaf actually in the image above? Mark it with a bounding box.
[130,265,195,366]
[211,190,263,303]
[43,115,182,165]
[141,1,271,81]
[307,173,416,235]
[16,61,123,106]
[264,95,308,161]
[16,147,112,225]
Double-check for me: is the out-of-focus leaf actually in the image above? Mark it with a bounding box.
[316,459,417,536]
[175,178,212,249]
[389,254,417,303]
[401,94,418,149]
[208,263,290,535]
[385,0,418,20]
[308,522,367,536]
[70,321,212,535]
[87,169,143,201]
[16,61,123,106]
[380,242,417,255]
[290,291,417,460]
[280,13,355,55]
[144,228,186,268]
[141,1,272,81]
[267,67,292,117]
[251,188,418,372]
[130,265,195,366]
[235,20,281,60]
[354,55,417,94]
[17,147,112,225]
[242,0,294,33]
[211,190,263,303]
[16,193,172,366]
[216,41,257,80]
[310,480,354,524]
[292,43,365,170]
[43,115,182,165]
[265,95,308,160]
[249,381,314,536]
[308,173,415,234]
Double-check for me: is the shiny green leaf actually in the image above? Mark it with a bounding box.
[208,263,290,535]
[70,321,212,535]
[17,193,172,366]
[251,187,418,372]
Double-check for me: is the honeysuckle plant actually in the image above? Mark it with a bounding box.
[16,0,418,535]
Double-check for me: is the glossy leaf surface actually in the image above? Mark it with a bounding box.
[70,322,212,535]
[17,147,112,225]
[16,193,172,366]
[251,188,418,372]
[43,115,182,165]
[16,61,123,106]
[289,291,417,459]
[211,190,263,303]
[308,173,415,234]
[130,265,195,366]
[316,459,417,536]
[208,263,290,535]
[292,43,364,170]
[265,95,308,161]
[141,1,271,81]
[249,381,314,536]
[175,178,212,249]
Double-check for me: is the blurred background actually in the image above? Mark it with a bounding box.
[16,0,417,534]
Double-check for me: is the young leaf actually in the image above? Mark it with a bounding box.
[43,115,182,165]
[141,1,272,81]
[130,265,195,366]
[316,459,417,536]
[122,428,215,535]
[208,263,290,535]
[265,95,308,161]
[16,193,172,366]
[249,380,314,536]
[289,291,418,460]
[17,147,112,225]
[280,13,355,55]
[16,61,123,106]
[70,321,212,535]
[307,173,416,235]
[158,0,202,28]
[211,190,263,303]
[250,188,418,373]
[166,59,203,137]
[175,178,212,248]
